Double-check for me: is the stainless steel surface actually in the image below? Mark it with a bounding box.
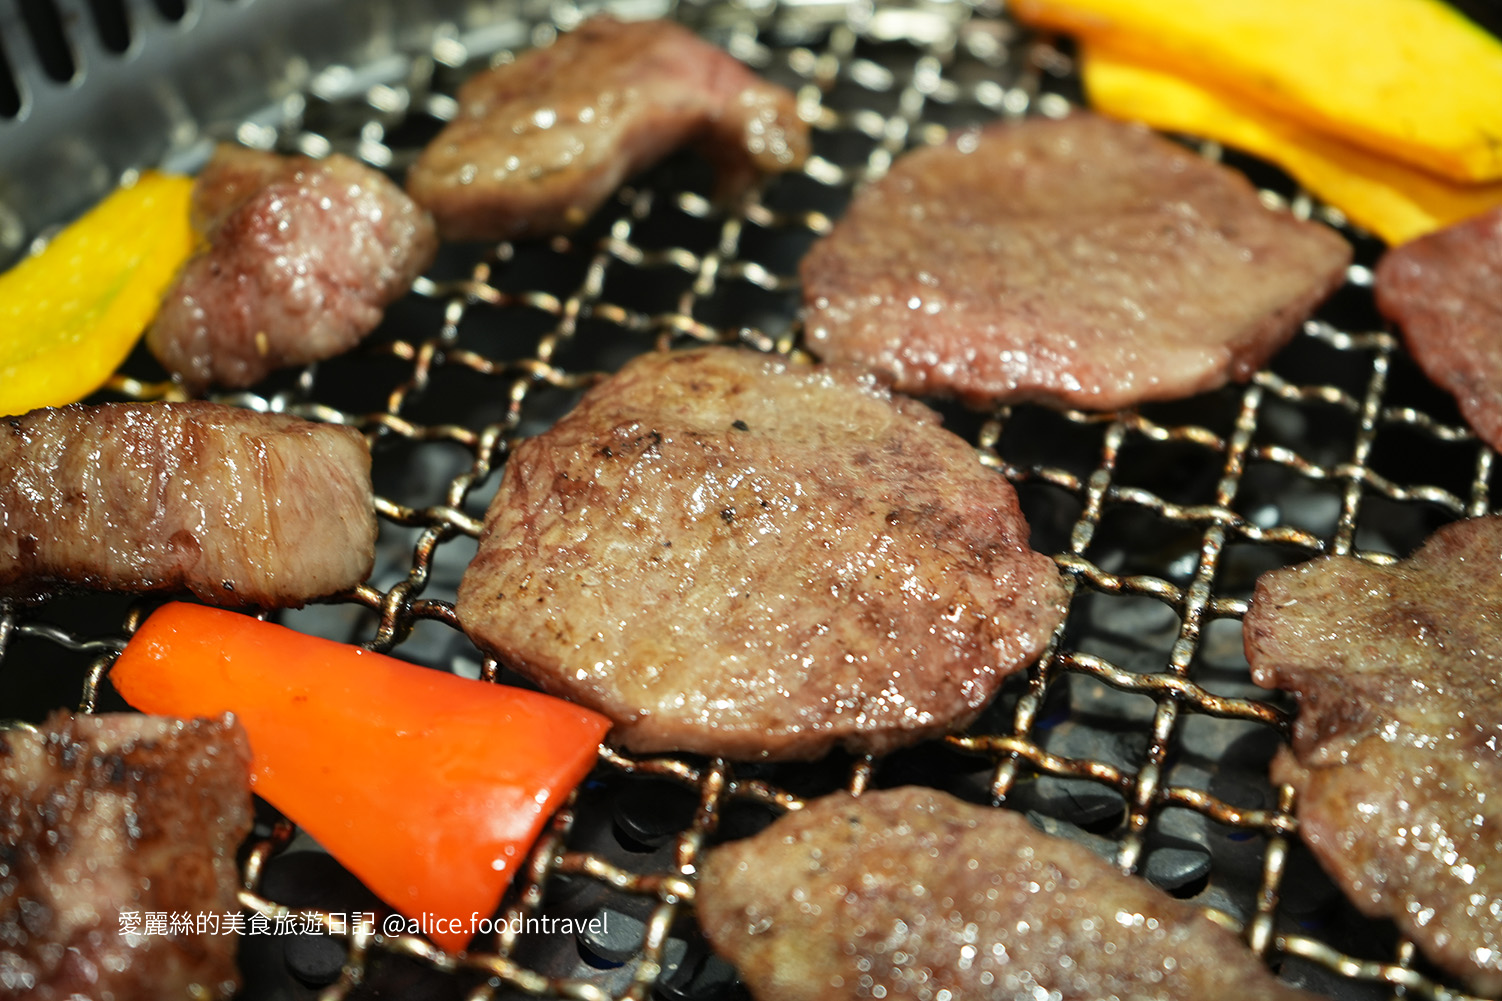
[0,1,1494,998]
[0,0,499,267]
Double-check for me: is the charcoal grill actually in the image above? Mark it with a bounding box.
[1,1,1496,998]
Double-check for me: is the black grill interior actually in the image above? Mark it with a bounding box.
[0,2,1496,999]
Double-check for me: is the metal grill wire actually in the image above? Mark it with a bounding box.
[2,0,1496,998]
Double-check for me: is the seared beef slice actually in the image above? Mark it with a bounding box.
[0,712,253,1001]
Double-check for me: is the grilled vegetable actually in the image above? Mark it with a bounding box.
[110,602,611,954]
[1082,45,1502,244]
[1012,0,1502,183]
[0,172,194,416]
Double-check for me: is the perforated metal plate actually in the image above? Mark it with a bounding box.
[1,1,1496,999]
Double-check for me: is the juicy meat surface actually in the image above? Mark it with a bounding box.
[0,712,253,1001]
[802,113,1352,411]
[1244,516,1502,995]
[148,144,437,391]
[0,401,377,607]
[698,787,1318,1001]
[455,347,1066,760]
[1375,206,1502,450]
[405,16,809,242]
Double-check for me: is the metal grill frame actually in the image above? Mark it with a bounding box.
[0,1,1495,999]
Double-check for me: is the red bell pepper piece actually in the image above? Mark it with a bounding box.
[111,602,610,953]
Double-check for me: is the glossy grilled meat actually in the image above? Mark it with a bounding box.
[456,347,1066,760]
[1245,516,1502,995]
[698,787,1319,1001]
[802,113,1351,411]
[406,16,809,242]
[1375,206,1502,450]
[0,402,376,606]
[148,145,436,392]
[0,712,252,1001]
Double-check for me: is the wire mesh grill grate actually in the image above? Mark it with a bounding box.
[1,2,1496,999]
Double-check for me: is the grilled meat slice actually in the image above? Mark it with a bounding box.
[406,16,809,242]
[456,347,1065,760]
[0,401,376,606]
[1245,516,1502,995]
[1375,206,1502,450]
[698,787,1318,1001]
[0,711,252,1001]
[148,145,437,392]
[802,113,1351,411]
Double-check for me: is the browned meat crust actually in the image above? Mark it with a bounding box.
[802,113,1352,411]
[0,712,252,1001]
[148,145,437,392]
[1245,516,1502,995]
[1375,206,1502,451]
[0,401,376,607]
[455,347,1065,760]
[697,787,1319,1001]
[405,16,809,242]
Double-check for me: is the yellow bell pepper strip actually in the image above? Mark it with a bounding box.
[1012,0,1502,183]
[110,602,611,955]
[1081,45,1502,245]
[0,171,195,417]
